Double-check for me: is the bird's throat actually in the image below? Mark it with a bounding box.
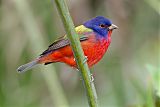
[108,30,112,37]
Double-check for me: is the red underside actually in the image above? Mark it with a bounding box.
[39,31,112,68]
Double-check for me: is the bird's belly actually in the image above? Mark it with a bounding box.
[39,38,111,68]
[84,40,110,67]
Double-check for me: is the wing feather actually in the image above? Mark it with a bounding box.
[40,25,93,56]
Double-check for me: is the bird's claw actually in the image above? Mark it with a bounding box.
[83,56,88,64]
[90,74,94,82]
[75,68,79,71]
[71,66,79,71]
[74,56,88,65]
[79,74,94,82]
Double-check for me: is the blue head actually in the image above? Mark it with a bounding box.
[83,16,118,38]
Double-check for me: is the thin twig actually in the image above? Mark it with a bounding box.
[54,0,98,107]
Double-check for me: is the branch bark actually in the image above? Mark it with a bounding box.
[54,0,98,107]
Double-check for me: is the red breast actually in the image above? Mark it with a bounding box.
[38,31,112,68]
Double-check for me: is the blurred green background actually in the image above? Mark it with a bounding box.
[0,0,159,107]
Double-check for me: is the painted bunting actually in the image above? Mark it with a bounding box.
[17,16,118,73]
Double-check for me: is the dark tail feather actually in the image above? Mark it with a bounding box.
[17,59,39,73]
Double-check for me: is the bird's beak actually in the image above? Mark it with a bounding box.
[108,24,118,30]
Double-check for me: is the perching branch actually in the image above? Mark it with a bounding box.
[54,0,98,107]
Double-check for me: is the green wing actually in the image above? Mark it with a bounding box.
[40,25,93,56]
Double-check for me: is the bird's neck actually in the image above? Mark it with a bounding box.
[108,30,112,36]
[96,30,112,41]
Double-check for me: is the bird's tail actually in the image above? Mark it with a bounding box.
[17,59,39,73]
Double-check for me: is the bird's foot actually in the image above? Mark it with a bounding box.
[73,56,88,65]
[90,74,94,82]
[71,66,79,71]
[83,56,88,64]
[75,68,79,71]
[79,74,94,82]
[78,73,94,82]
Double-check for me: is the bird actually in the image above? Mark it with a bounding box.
[17,16,118,73]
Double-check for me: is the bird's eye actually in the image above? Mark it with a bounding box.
[100,24,106,28]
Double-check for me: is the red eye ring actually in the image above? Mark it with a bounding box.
[100,24,106,28]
